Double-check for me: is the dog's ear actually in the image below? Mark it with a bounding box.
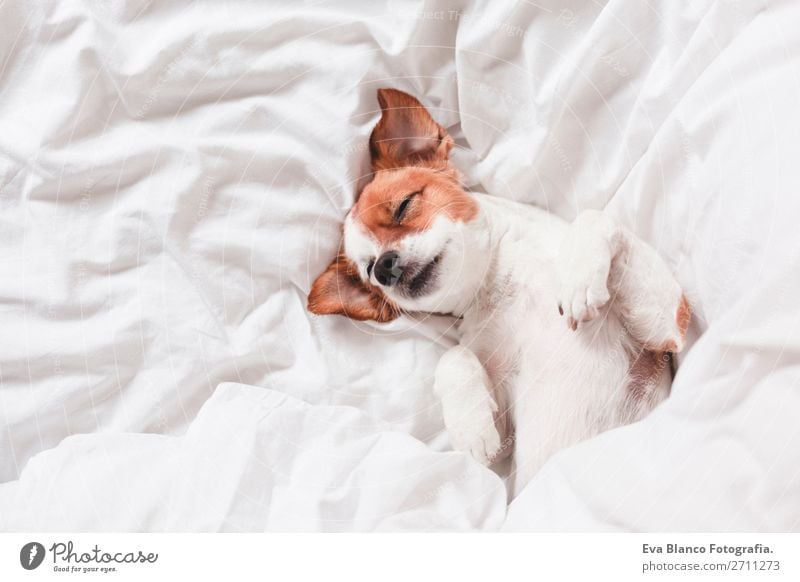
[308,253,399,322]
[369,88,454,171]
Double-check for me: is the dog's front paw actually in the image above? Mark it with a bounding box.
[435,345,506,466]
[443,397,502,466]
[556,235,612,330]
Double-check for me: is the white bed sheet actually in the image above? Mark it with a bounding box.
[1,0,799,531]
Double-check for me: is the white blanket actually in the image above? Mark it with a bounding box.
[1,0,799,531]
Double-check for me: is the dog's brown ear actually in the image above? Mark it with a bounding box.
[369,88,454,171]
[308,254,399,322]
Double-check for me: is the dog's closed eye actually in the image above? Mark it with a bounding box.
[394,190,421,223]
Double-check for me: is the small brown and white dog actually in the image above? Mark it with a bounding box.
[308,89,690,494]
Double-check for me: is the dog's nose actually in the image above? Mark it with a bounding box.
[374,251,402,286]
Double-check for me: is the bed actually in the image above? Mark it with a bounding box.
[1,0,799,531]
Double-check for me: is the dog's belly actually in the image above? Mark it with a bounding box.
[454,210,671,494]
[469,286,669,495]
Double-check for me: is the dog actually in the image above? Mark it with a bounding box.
[308,88,690,494]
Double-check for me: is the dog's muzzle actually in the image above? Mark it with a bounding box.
[374,251,402,286]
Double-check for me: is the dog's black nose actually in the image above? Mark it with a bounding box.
[374,251,402,286]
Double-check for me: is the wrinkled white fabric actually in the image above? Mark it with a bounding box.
[0,0,798,531]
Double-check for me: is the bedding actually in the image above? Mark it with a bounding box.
[1,0,799,531]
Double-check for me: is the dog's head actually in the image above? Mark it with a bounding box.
[308,89,483,322]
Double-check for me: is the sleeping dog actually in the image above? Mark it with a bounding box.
[308,89,690,493]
